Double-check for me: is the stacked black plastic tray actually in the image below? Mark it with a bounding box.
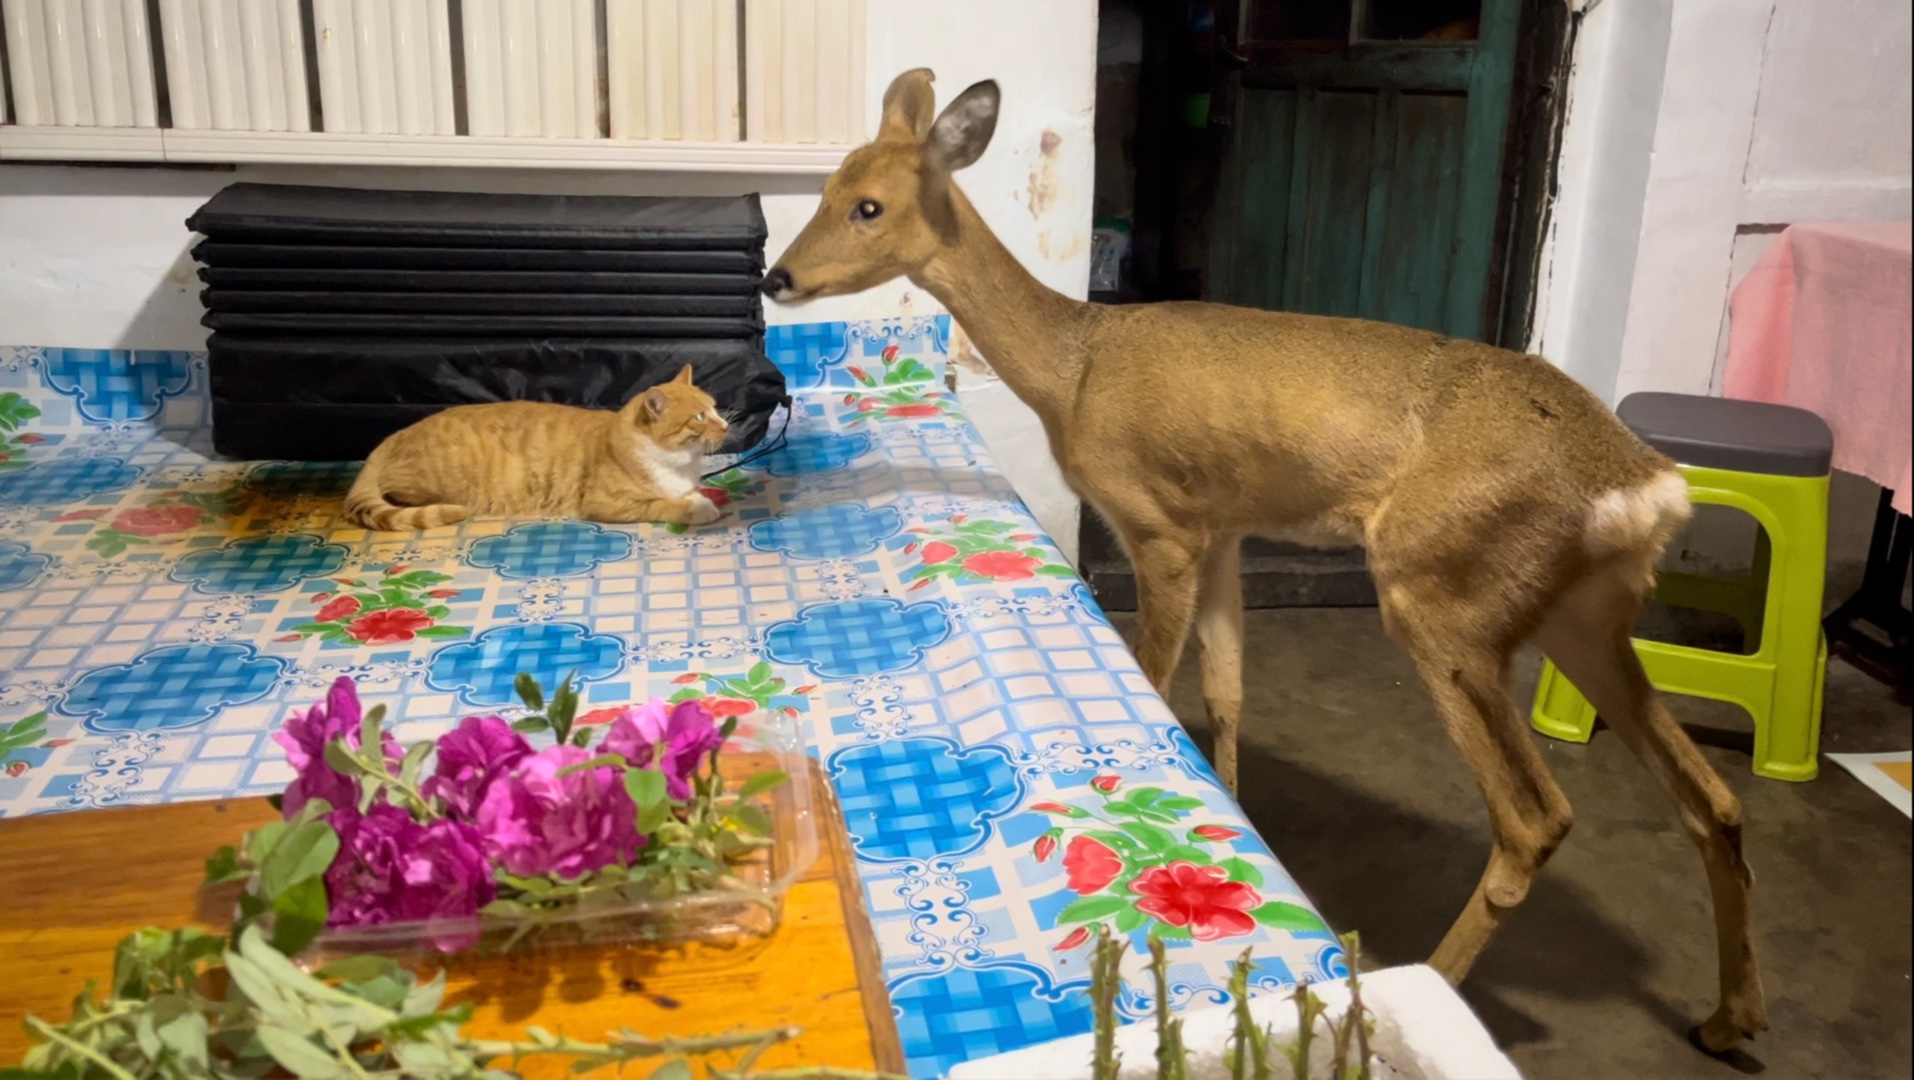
[188,183,783,461]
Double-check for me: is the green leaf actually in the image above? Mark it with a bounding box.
[1114,907,1148,934]
[268,876,329,956]
[1250,902,1327,932]
[154,1006,210,1070]
[399,740,432,789]
[624,767,668,810]
[1126,787,1165,808]
[1158,845,1210,866]
[245,821,289,867]
[1117,820,1177,853]
[255,1026,352,1078]
[413,624,470,639]
[1219,857,1264,888]
[736,769,789,800]
[340,973,409,1010]
[512,716,550,734]
[556,753,625,778]
[1155,796,1207,812]
[1055,895,1131,925]
[203,845,248,889]
[1152,923,1193,941]
[651,1058,695,1080]
[1085,829,1141,852]
[315,955,401,983]
[728,802,773,837]
[514,673,545,711]
[746,660,774,687]
[259,820,340,898]
[571,727,592,748]
[1035,565,1080,578]
[548,674,579,740]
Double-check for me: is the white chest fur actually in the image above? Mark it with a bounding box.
[630,441,699,498]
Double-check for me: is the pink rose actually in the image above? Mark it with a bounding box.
[600,699,725,801]
[272,677,399,817]
[422,715,531,820]
[475,745,643,878]
[323,803,495,932]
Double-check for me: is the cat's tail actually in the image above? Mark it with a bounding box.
[344,456,470,531]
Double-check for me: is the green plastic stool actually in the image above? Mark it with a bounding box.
[1531,392,1833,782]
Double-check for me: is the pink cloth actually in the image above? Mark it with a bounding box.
[1725,220,1913,514]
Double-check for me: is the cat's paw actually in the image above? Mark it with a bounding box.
[686,494,723,526]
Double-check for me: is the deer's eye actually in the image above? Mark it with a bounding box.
[852,200,883,222]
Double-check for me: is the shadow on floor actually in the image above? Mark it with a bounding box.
[1113,607,1913,1080]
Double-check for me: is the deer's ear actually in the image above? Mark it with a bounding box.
[878,68,937,141]
[926,80,999,173]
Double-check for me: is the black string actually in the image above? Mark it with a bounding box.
[701,396,794,479]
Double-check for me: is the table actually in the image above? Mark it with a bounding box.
[0,316,1336,1077]
[0,765,905,1077]
[1725,220,1914,687]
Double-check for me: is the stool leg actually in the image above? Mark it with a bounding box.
[1751,476,1829,782]
[1531,657,1598,742]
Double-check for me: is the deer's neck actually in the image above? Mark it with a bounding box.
[912,187,1089,423]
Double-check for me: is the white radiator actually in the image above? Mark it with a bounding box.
[2,0,158,127]
[158,0,309,132]
[1,0,860,167]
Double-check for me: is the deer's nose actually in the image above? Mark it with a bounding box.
[761,267,793,298]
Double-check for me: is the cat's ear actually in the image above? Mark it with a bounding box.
[641,386,671,422]
[673,364,695,386]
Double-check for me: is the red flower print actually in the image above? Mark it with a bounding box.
[949,514,968,524]
[310,591,333,603]
[920,541,958,565]
[1129,862,1261,941]
[857,398,878,412]
[1192,825,1241,842]
[1009,534,1036,542]
[109,505,203,537]
[848,366,870,382]
[315,595,363,624]
[700,486,732,507]
[427,589,461,599]
[45,739,73,748]
[792,685,817,695]
[275,634,303,643]
[17,433,44,444]
[904,541,919,555]
[885,403,943,419]
[961,551,1042,581]
[576,706,627,728]
[1030,802,1083,817]
[704,697,757,718]
[1090,775,1121,794]
[881,344,901,363]
[672,673,703,684]
[4,762,25,778]
[843,394,857,405]
[1054,926,1091,951]
[1034,833,1058,862]
[1063,836,1124,895]
[907,578,932,591]
[53,509,109,522]
[386,564,410,575]
[344,608,434,645]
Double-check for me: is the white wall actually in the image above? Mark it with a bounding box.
[1532,0,1913,403]
[0,0,1097,559]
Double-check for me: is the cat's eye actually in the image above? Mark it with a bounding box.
[851,199,883,222]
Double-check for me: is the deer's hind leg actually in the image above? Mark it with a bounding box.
[1534,569,1767,1052]
[1377,575,1576,983]
[1195,534,1245,789]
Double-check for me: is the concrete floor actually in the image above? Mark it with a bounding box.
[1111,608,1912,1080]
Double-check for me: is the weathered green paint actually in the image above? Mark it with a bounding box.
[1209,0,1521,342]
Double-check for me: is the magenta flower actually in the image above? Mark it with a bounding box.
[422,715,532,820]
[600,698,725,801]
[473,745,643,879]
[273,677,399,817]
[322,802,495,931]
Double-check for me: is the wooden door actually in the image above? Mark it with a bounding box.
[1208,0,1520,341]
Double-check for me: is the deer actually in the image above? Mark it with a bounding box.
[763,68,1767,1056]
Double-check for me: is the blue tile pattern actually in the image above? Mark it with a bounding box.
[0,457,142,505]
[465,521,634,579]
[171,535,351,594]
[763,598,951,679]
[59,643,288,733]
[0,540,53,591]
[748,503,902,559]
[830,737,1022,861]
[0,328,1333,1077]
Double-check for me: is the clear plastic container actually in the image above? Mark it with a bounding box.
[298,711,819,963]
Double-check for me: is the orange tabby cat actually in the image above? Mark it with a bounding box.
[343,366,730,531]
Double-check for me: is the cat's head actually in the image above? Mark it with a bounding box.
[624,365,729,453]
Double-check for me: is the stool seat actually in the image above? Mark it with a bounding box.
[1618,392,1833,478]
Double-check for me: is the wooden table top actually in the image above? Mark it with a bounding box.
[0,766,902,1077]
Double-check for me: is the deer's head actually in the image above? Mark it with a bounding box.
[762,69,1000,303]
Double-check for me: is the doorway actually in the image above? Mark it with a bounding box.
[1079,0,1573,609]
